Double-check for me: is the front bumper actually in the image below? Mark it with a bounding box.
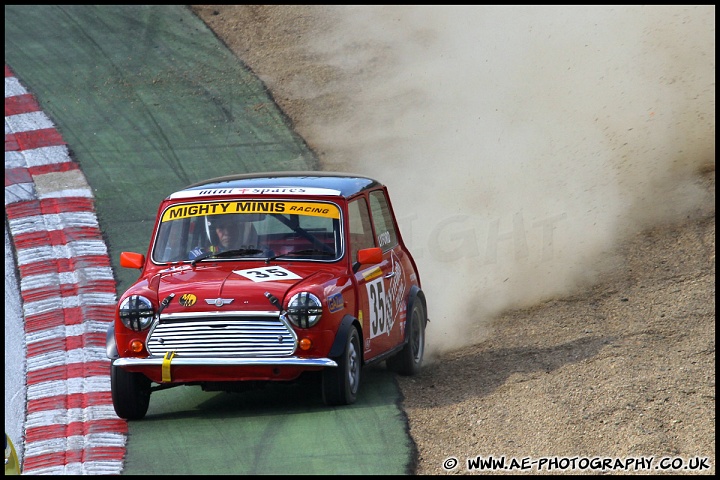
[114,356,337,368]
[114,355,337,383]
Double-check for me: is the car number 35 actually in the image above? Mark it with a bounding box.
[234,266,302,282]
[367,277,393,338]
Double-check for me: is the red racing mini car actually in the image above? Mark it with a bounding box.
[106,172,428,420]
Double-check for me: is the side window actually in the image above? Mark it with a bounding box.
[369,190,398,251]
[347,197,375,254]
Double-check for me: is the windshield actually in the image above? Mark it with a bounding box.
[152,200,343,263]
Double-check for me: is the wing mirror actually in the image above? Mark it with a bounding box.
[353,247,383,273]
[120,251,145,269]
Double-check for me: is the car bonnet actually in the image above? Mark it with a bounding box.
[150,263,314,313]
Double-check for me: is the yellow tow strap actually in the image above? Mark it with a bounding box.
[162,351,176,382]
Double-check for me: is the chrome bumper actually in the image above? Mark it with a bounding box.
[113,356,338,368]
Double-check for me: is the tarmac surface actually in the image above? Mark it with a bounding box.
[5,5,414,475]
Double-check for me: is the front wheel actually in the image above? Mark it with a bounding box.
[386,300,426,376]
[111,362,152,420]
[322,325,361,406]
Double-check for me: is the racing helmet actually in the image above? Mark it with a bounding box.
[204,214,239,246]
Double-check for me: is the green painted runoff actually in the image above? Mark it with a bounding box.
[5,5,414,475]
[4,4,317,295]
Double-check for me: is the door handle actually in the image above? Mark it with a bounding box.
[384,272,396,279]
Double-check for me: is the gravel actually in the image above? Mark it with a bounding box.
[192,6,714,475]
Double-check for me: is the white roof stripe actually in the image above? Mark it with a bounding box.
[170,186,342,199]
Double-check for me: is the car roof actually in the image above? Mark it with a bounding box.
[175,171,383,199]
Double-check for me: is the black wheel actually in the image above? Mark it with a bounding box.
[386,300,425,376]
[322,325,361,406]
[111,361,152,420]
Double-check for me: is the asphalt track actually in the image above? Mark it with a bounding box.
[5,5,415,475]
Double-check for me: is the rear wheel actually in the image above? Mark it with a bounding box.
[111,361,152,420]
[386,300,425,376]
[322,325,361,405]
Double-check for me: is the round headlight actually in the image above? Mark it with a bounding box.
[286,292,323,328]
[119,295,156,331]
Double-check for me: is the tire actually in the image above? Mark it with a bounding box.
[111,361,152,420]
[386,300,426,376]
[322,325,361,406]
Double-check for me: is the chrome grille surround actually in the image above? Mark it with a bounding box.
[146,310,297,358]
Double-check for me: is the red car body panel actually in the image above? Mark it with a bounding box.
[108,172,427,417]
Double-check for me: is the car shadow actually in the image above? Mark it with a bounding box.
[141,363,402,421]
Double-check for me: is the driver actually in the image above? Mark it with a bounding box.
[188,214,260,260]
[212,215,242,251]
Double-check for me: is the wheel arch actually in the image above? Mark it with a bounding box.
[404,285,427,343]
[328,314,363,361]
[106,322,119,359]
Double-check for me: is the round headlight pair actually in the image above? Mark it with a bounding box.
[286,292,323,328]
[118,295,156,331]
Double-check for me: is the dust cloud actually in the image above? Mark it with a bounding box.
[272,6,716,358]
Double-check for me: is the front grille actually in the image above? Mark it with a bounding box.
[146,313,296,357]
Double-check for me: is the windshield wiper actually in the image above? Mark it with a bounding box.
[266,248,335,264]
[191,248,263,267]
